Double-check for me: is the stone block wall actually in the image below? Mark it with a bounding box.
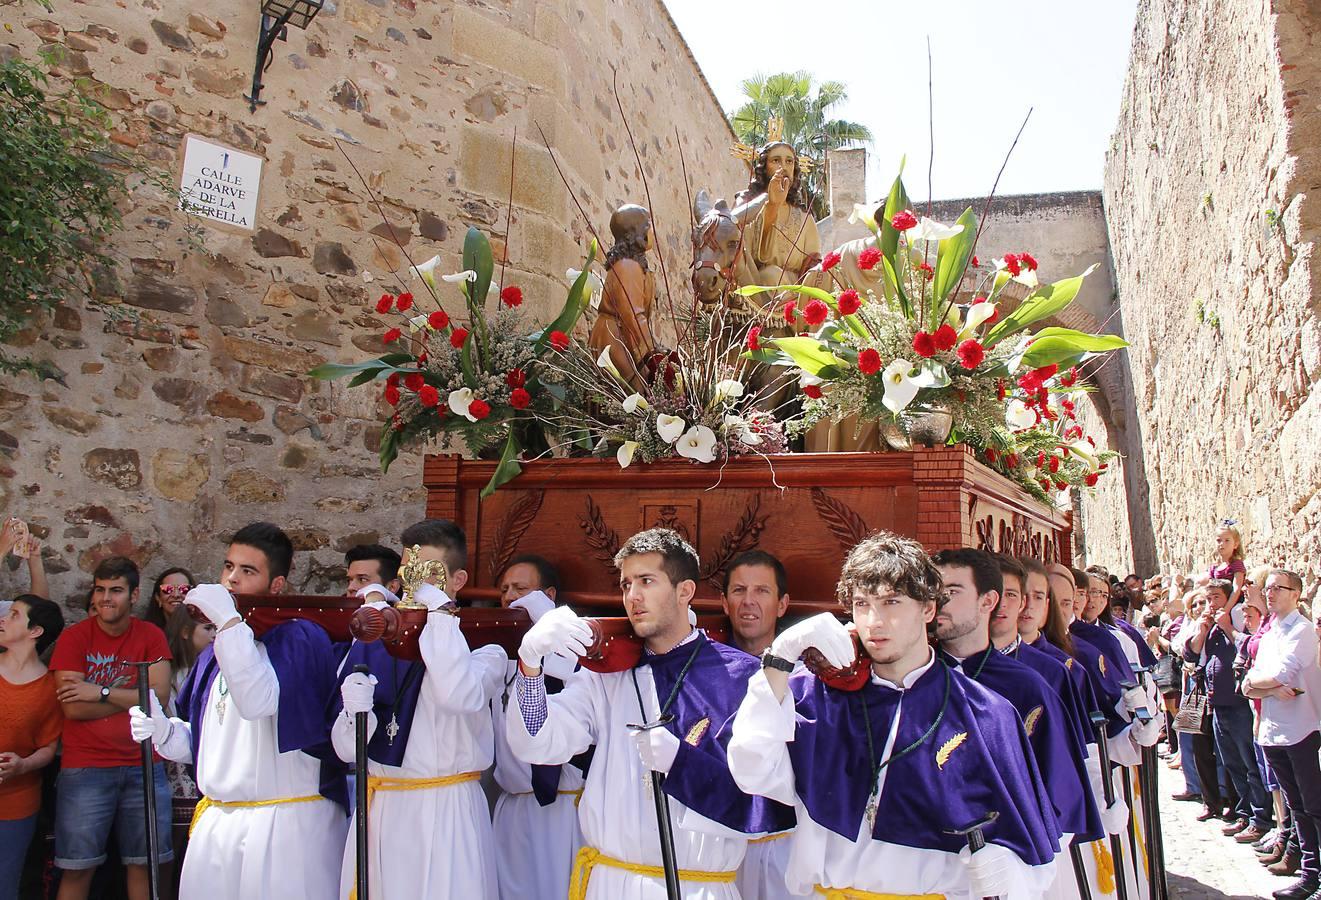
[0,0,748,609]
[1082,0,1321,584]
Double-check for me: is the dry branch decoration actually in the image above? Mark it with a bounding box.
[488,489,545,577]
[577,496,621,569]
[810,488,871,552]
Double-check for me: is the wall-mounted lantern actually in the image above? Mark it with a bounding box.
[245,0,323,113]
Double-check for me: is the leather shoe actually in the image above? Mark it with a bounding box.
[1261,844,1287,865]
[1171,791,1202,803]
[1236,825,1268,844]
[1224,818,1249,836]
[1269,854,1304,879]
[1257,830,1282,851]
[1197,806,1221,822]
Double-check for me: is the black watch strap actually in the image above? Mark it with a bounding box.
[99,685,111,702]
[760,650,796,673]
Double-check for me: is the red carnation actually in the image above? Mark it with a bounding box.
[1060,367,1077,387]
[375,293,394,314]
[1003,253,1022,276]
[428,309,450,330]
[984,447,999,464]
[1020,252,1039,271]
[549,330,570,352]
[386,372,401,388]
[509,388,531,409]
[971,255,980,267]
[384,384,401,405]
[746,325,762,351]
[1084,472,1099,486]
[1055,481,1068,491]
[396,292,414,312]
[469,398,491,420]
[1004,452,1020,469]
[404,373,424,392]
[912,331,937,358]
[857,247,882,271]
[1036,451,1047,468]
[450,327,469,349]
[1048,455,1061,473]
[802,299,829,326]
[500,285,523,307]
[858,348,882,375]
[891,209,918,231]
[956,339,985,369]
[822,251,842,271]
[933,324,958,351]
[802,384,823,399]
[918,261,934,279]
[1040,479,1051,491]
[1033,363,1059,381]
[837,289,861,315]
[1065,425,1083,441]
[782,300,797,323]
[1017,371,1042,394]
[418,385,440,407]
[383,327,402,344]
[506,368,527,389]
[417,353,428,365]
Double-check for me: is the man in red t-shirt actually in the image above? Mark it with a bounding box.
[50,556,171,900]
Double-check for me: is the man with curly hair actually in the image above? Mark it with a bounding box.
[729,531,1061,898]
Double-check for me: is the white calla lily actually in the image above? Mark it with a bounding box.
[881,359,919,414]
[441,269,478,284]
[798,371,824,390]
[994,257,1039,289]
[711,379,745,406]
[622,393,649,414]
[448,387,477,422]
[567,268,606,310]
[848,203,877,230]
[1005,399,1037,430]
[412,255,443,290]
[616,440,639,469]
[675,425,718,463]
[1065,441,1101,473]
[408,314,431,333]
[906,217,965,244]
[596,346,622,379]
[656,414,686,444]
[960,301,998,339]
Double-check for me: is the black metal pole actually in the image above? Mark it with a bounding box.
[1090,712,1131,900]
[946,811,1002,900]
[650,772,682,900]
[134,661,160,900]
[353,663,371,900]
[1070,841,1094,900]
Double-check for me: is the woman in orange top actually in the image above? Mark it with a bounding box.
[0,593,65,896]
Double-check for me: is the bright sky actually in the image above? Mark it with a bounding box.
[663,0,1139,203]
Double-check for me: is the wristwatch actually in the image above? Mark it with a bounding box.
[760,650,796,673]
[98,685,111,703]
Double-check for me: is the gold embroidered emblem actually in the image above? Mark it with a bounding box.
[684,717,710,746]
[935,732,968,770]
[1099,656,1108,676]
[1065,657,1074,670]
[1024,706,1044,737]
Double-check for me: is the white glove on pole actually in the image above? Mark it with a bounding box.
[631,725,681,775]
[356,583,399,605]
[129,694,191,761]
[1129,713,1161,747]
[341,672,378,716]
[185,584,241,629]
[414,582,455,612]
[509,590,556,623]
[959,842,1016,898]
[1121,684,1147,713]
[518,606,593,670]
[770,612,854,668]
[1101,796,1130,835]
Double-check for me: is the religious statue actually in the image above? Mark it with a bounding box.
[588,204,658,392]
[730,141,823,309]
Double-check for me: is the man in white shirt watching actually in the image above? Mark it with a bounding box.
[1243,569,1321,900]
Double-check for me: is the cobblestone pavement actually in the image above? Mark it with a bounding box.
[1155,755,1283,899]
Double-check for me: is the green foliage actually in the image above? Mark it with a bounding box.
[0,54,133,378]
[728,71,872,217]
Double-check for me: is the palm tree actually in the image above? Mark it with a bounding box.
[729,71,872,217]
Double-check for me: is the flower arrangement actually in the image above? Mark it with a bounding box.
[742,167,1126,500]
[311,227,596,496]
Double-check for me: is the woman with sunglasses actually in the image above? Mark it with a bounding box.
[141,567,196,631]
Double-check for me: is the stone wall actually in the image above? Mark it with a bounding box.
[0,0,748,609]
[1082,0,1321,584]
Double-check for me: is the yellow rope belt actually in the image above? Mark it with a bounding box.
[189,793,324,837]
[364,770,481,811]
[814,888,944,900]
[568,846,736,900]
[1089,839,1117,895]
[749,830,793,844]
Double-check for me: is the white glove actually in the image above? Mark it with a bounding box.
[356,583,399,605]
[519,605,593,670]
[1101,797,1129,835]
[1121,684,1147,713]
[959,841,1016,898]
[129,693,170,744]
[510,590,556,623]
[414,582,454,612]
[341,672,378,716]
[770,612,854,669]
[1129,713,1161,747]
[631,724,681,775]
[185,584,240,628]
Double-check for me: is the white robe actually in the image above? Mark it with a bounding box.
[179,623,348,900]
[728,660,1057,900]
[330,613,506,900]
[492,659,586,900]
[505,650,750,899]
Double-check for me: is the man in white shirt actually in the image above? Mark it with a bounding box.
[1243,570,1321,900]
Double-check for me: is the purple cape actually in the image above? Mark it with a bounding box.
[945,646,1102,842]
[1030,637,1105,731]
[1112,618,1158,667]
[176,619,347,810]
[785,661,1060,864]
[1011,642,1094,757]
[332,638,424,769]
[646,632,794,834]
[1068,621,1129,736]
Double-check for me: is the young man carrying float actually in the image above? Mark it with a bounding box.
[130,523,348,899]
[507,528,790,899]
[728,531,1060,899]
[332,518,507,899]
